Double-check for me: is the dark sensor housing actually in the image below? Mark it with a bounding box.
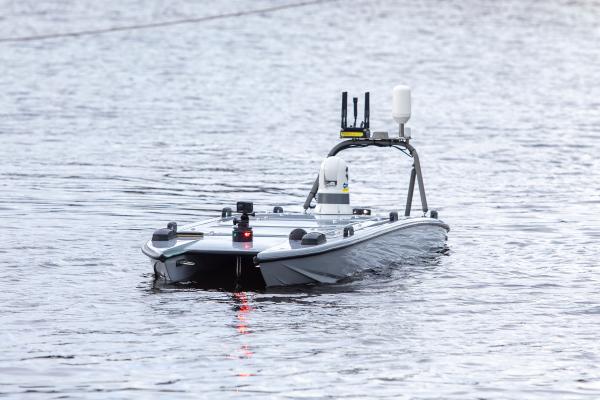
[236,201,253,214]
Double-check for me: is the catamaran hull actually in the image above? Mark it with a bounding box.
[152,218,448,287]
[259,223,448,287]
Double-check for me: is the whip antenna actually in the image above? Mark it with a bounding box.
[364,92,370,129]
[341,92,348,129]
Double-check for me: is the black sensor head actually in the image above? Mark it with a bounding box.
[236,201,254,214]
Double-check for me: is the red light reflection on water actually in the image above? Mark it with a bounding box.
[231,292,255,379]
[234,292,252,336]
[240,344,253,358]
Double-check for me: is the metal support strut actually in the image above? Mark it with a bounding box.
[235,256,242,279]
[405,166,416,216]
[302,138,428,215]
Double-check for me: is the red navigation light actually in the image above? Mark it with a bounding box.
[233,222,253,242]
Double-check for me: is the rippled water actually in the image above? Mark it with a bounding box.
[1,0,600,398]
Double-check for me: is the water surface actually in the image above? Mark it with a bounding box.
[1,0,600,398]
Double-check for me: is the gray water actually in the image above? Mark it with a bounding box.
[1,0,600,398]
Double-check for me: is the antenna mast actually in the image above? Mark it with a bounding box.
[339,91,371,139]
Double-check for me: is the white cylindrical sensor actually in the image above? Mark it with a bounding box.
[315,156,352,215]
[392,85,411,124]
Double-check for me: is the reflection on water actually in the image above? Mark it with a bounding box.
[233,292,253,337]
[232,292,255,379]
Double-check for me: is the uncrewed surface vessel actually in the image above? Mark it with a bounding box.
[142,86,449,288]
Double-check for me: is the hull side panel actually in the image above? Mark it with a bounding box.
[259,223,447,287]
[153,256,197,283]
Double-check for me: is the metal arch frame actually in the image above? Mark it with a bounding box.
[302,138,428,216]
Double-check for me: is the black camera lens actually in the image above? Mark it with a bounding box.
[236,201,253,214]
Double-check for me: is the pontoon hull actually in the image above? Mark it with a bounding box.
[152,255,195,283]
[259,222,447,286]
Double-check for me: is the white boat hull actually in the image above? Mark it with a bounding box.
[143,212,449,288]
[152,255,196,283]
[259,222,447,286]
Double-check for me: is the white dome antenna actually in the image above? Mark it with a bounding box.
[392,85,411,138]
